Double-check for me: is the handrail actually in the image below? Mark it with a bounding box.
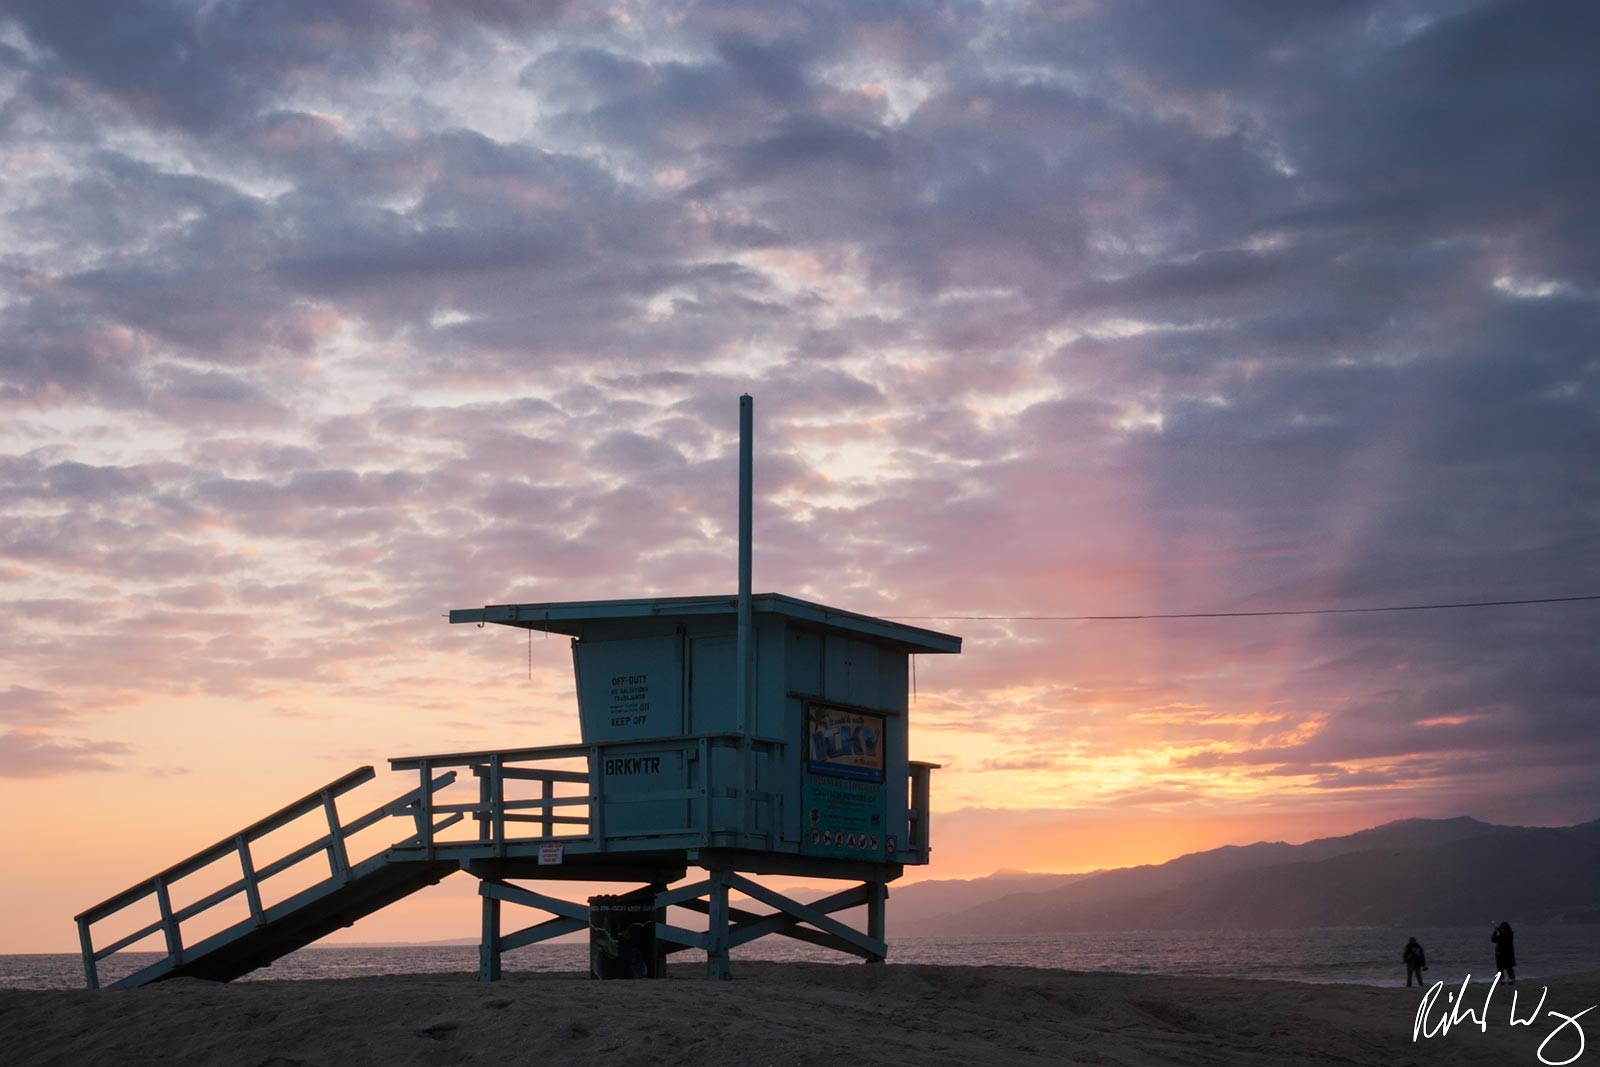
[74,766,377,924]
[390,743,588,769]
[75,767,455,990]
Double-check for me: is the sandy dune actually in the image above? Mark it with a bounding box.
[4,963,1596,1066]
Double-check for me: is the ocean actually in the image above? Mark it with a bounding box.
[7,925,1600,992]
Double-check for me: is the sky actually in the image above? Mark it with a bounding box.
[1,0,1597,955]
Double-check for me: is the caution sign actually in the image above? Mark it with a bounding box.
[802,777,886,861]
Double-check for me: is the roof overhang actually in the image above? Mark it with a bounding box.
[449,592,960,655]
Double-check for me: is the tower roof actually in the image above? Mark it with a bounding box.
[449,592,961,655]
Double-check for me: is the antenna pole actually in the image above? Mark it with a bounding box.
[736,395,754,733]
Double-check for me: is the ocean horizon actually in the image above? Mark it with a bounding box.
[10,924,1600,992]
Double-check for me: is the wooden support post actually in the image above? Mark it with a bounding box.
[236,834,265,923]
[77,917,99,991]
[321,789,350,881]
[706,868,731,981]
[866,881,887,963]
[153,876,183,962]
[477,771,492,845]
[418,759,435,859]
[490,755,505,857]
[653,883,669,977]
[541,777,554,839]
[480,893,502,983]
[587,746,604,846]
[698,736,711,839]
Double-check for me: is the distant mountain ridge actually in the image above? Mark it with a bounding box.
[919,816,1600,934]
[322,817,1599,947]
[879,870,1094,930]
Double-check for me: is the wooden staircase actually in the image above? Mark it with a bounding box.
[74,766,459,989]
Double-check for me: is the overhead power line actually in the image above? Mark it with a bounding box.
[889,594,1600,622]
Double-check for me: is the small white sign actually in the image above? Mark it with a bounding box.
[538,842,563,866]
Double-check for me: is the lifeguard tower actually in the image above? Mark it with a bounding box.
[74,397,960,986]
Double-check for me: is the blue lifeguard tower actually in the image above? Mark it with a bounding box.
[74,397,960,986]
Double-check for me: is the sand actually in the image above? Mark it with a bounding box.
[4,963,1596,1067]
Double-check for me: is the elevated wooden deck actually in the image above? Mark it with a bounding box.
[75,738,938,987]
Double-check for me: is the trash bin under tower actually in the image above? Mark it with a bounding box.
[589,890,659,979]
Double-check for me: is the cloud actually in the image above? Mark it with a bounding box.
[1097,786,1200,808]
[0,685,70,724]
[0,730,131,777]
[2,0,571,135]
[0,0,1595,821]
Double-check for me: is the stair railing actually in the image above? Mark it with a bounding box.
[74,765,456,989]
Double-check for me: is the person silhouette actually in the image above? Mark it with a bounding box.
[1492,921,1516,985]
[1402,936,1428,987]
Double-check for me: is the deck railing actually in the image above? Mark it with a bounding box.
[73,765,456,990]
[388,738,938,863]
[908,760,939,863]
[388,734,787,854]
